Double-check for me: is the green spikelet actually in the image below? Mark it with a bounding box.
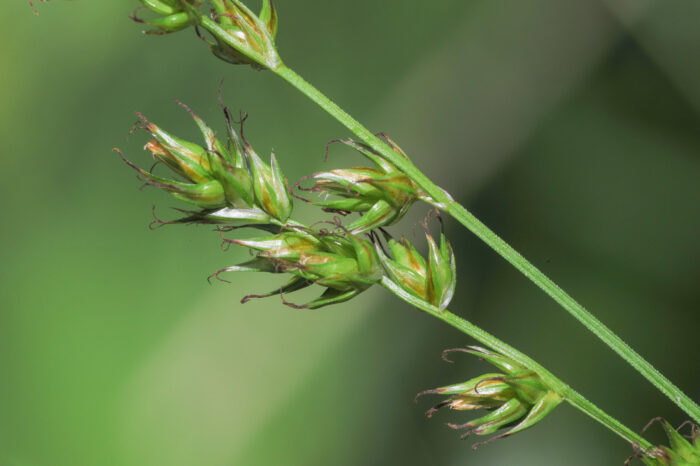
[416,346,562,449]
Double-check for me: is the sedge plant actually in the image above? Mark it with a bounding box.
[34,0,698,463]
[113,92,692,462]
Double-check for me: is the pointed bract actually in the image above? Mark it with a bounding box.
[259,0,278,39]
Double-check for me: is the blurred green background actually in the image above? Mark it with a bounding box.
[2,0,699,465]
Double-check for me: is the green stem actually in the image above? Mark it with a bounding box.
[274,64,700,423]
[381,277,653,451]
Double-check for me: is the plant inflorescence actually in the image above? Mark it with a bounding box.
[35,0,700,463]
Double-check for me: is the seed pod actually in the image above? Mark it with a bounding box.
[211,228,383,309]
[626,418,700,465]
[378,231,456,311]
[182,0,281,70]
[131,0,204,34]
[300,136,422,234]
[416,346,562,448]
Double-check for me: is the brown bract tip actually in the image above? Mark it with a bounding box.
[128,6,146,24]
[241,293,268,303]
[446,421,473,430]
[424,400,451,418]
[677,420,699,442]
[414,388,441,403]
[280,292,308,310]
[208,267,235,284]
[149,206,179,230]
[471,433,506,450]
[642,417,667,433]
[324,138,348,162]
[441,347,471,363]
[113,148,146,176]
[30,0,48,16]
[173,99,202,123]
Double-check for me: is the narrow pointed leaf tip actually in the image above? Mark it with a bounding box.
[417,346,562,448]
[296,136,422,234]
[378,231,456,311]
[211,227,383,309]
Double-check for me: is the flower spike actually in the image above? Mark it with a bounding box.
[130,0,280,68]
[377,230,456,311]
[117,99,294,229]
[188,0,281,70]
[212,227,383,309]
[417,346,562,448]
[297,136,422,234]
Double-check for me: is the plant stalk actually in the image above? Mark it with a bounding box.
[274,64,700,423]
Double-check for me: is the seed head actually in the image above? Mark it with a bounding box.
[212,227,383,309]
[187,0,281,70]
[117,100,292,228]
[416,346,562,448]
[378,231,456,311]
[299,136,421,234]
[130,0,280,69]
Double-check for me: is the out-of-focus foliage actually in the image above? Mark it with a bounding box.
[2,1,698,465]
